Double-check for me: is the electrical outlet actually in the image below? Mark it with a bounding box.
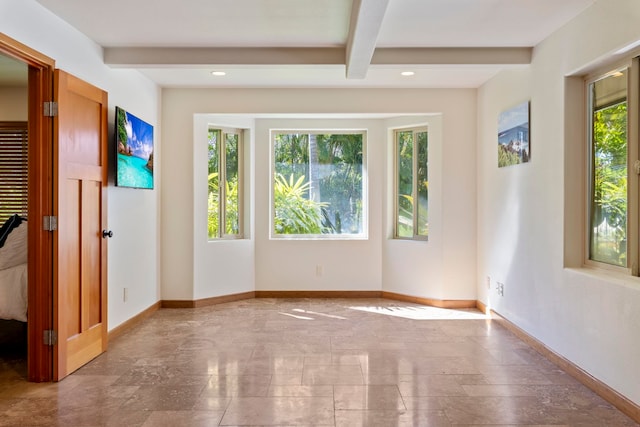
[316,265,323,277]
[123,287,128,302]
[496,282,504,297]
[486,276,491,289]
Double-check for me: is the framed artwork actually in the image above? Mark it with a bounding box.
[115,106,154,189]
[498,101,530,168]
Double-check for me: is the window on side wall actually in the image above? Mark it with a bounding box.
[394,127,428,240]
[587,67,631,270]
[271,130,366,239]
[208,127,243,240]
[0,122,28,223]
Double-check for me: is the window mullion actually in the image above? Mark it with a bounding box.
[412,130,419,238]
[219,133,227,238]
[238,132,244,237]
[394,130,400,238]
[629,58,640,275]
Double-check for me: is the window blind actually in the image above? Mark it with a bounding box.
[0,122,28,224]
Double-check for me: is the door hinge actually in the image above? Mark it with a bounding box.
[43,101,58,117]
[43,330,57,346]
[43,216,58,231]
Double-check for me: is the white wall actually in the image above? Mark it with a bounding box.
[162,88,477,300]
[382,96,477,300]
[477,0,640,405]
[255,117,382,291]
[193,115,255,299]
[0,86,28,120]
[1,0,161,330]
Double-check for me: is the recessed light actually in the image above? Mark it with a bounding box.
[211,71,226,76]
[401,71,415,76]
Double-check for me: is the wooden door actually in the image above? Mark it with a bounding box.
[53,70,108,380]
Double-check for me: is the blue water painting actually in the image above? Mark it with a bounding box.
[117,153,153,189]
[116,106,154,188]
[497,101,530,167]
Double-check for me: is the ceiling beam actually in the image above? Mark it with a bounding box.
[372,47,532,65]
[103,46,532,68]
[104,47,346,67]
[345,0,391,79]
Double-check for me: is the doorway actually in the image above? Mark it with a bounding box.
[0,33,110,382]
[0,33,55,382]
[0,80,29,374]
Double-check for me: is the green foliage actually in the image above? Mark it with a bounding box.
[273,132,363,234]
[591,102,627,265]
[398,193,429,237]
[225,176,239,234]
[274,133,309,173]
[397,194,414,237]
[116,109,128,147]
[208,172,240,238]
[273,173,327,234]
[208,129,241,238]
[316,133,363,233]
[498,145,520,167]
[396,129,428,238]
[208,172,220,238]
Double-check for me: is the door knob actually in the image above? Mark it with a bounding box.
[102,229,113,239]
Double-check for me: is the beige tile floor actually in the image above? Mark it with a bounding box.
[0,298,638,426]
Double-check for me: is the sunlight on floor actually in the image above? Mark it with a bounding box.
[278,312,314,320]
[291,308,347,320]
[348,304,488,320]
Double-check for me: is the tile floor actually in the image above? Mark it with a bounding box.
[0,298,638,426]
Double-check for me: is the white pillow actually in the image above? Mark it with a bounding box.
[0,222,27,270]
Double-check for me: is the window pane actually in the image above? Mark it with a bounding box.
[416,131,428,237]
[274,133,309,189]
[207,129,220,239]
[273,132,364,236]
[396,131,413,238]
[225,133,239,235]
[589,71,627,266]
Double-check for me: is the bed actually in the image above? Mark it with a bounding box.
[0,215,28,322]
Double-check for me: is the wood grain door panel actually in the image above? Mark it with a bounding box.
[54,70,108,381]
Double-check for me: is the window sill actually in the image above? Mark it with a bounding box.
[207,237,246,243]
[564,266,640,291]
[269,235,368,241]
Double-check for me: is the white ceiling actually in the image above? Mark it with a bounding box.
[31,0,597,88]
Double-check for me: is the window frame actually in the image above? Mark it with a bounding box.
[207,126,244,240]
[584,58,639,274]
[269,128,368,240]
[393,126,429,241]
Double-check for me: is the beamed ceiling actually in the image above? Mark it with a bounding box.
[33,0,597,88]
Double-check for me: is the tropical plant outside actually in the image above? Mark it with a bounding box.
[590,101,627,266]
[208,129,241,239]
[396,129,428,238]
[273,174,326,234]
[273,132,364,236]
[208,172,240,237]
